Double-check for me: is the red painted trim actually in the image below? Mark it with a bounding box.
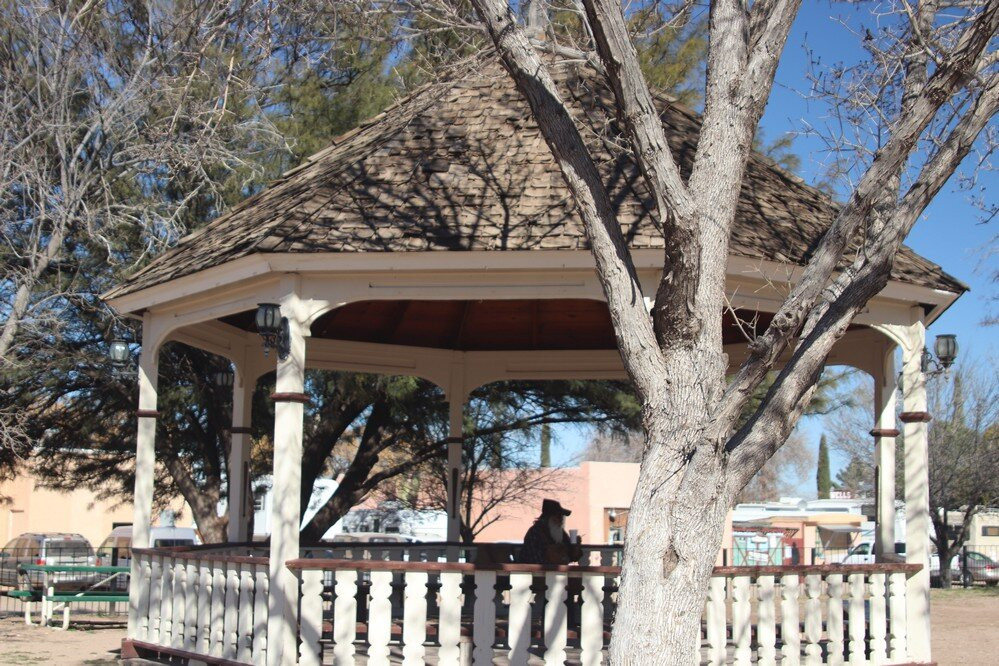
[229,426,252,434]
[131,547,266,566]
[446,436,464,443]
[899,411,932,423]
[135,409,159,418]
[270,392,310,404]
[870,428,901,438]
[123,638,251,666]
[120,638,140,659]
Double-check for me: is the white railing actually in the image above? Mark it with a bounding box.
[127,548,269,664]
[127,547,922,665]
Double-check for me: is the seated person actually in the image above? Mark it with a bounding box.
[517,499,583,565]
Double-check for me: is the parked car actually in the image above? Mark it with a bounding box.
[0,533,95,589]
[94,525,200,591]
[837,540,906,565]
[930,550,999,586]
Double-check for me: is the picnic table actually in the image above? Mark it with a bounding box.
[3,563,129,629]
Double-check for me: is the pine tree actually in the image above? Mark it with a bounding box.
[816,435,831,499]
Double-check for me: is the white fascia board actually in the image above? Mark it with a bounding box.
[107,249,961,317]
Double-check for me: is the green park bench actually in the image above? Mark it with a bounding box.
[15,563,129,629]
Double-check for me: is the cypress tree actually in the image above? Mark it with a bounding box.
[817,434,832,499]
[540,422,552,468]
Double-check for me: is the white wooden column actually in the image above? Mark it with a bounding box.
[227,368,255,543]
[446,398,464,552]
[128,316,160,637]
[897,312,932,662]
[266,296,308,666]
[872,341,898,558]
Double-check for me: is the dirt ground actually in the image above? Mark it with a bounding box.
[0,613,123,665]
[930,585,999,666]
[0,587,995,664]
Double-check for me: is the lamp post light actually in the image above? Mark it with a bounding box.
[921,333,959,377]
[255,303,291,360]
[109,337,136,377]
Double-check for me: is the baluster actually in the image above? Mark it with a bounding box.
[781,574,800,666]
[223,563,239,658]
[299,569,325,666]
[237,565,254,663]
[148,556,162,645]
[197,559,212,654]
[332,569,358,664]
[171,560,186,650]
[848,573,866,666]
[888,572,907,663]
[826,573,845,666]
[508,572,533,663]
[252,564,269,665]
[869,573,887,664]
[472,570,497,664]
[159,555,174,647]
[368,569,393,663]
[580,573,605,666]
[732,575,751,665]
[184,560,199,651]
[804,574,822,665]
[706,575,726,666]
[438,570,463,665]
[757,575,777,666]
[210,560,226,657]
[544,571,568,666]
[403,571,429,665]
[135,554,152,641]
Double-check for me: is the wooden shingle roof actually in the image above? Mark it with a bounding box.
[106,54,965,300]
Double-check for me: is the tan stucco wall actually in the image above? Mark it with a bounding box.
[0,469,194,548]
[473,462,639,544]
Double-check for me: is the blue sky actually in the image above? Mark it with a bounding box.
[549,3,997,483]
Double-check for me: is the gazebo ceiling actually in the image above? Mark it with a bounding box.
[105,52,965,304]
[220,299,777,352]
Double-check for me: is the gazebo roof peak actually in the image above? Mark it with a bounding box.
[105,52,965,302]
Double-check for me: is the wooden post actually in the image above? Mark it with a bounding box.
[446,398,464,556]
[898,314,932,663]
[128,317,159,638]
[873,341,898,558]
[266,294,308,666]
[227,363,255,542]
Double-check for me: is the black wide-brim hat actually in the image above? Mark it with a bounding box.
[541,498,571,517]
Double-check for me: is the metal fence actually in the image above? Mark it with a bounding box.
[0,544,129,618]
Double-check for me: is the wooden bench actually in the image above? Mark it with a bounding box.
[17,563,129,629]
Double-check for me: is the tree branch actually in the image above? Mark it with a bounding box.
[469,0,667,400]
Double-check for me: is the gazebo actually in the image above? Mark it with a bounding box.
[105,55,962,665]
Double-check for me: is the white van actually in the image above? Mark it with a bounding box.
[96,525,200,570]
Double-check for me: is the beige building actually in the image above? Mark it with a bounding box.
[0,468,193,548]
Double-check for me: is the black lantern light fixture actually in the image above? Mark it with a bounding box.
[109,336,136,377]
[255,303,290,360]
[921,333,958,376]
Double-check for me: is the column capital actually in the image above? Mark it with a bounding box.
[898,411,932,423]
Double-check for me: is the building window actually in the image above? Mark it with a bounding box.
[982,526,999,537]
[253,495,264,511]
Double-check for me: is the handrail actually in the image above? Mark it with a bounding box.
[131,545,923,576]
[285,558,622,574]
